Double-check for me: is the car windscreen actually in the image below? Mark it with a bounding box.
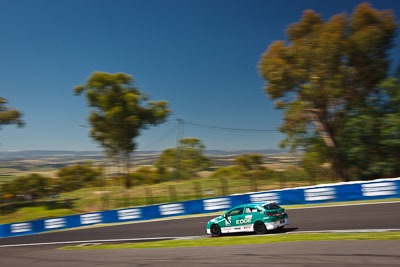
[226,207,244,216]
[263,203,281,210]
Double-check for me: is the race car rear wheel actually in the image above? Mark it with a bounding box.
[254,221,267,234]
[210,224,222,237]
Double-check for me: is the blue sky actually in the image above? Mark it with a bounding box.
[1,0,400,151]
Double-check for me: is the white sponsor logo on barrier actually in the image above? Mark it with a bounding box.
[80,213,102,225]
[304,187,336,201]
[362,182,398,197]
[203,198,231,211]
[44,218,66,229]
[10,223,32,233]
[117,208,141,220]
[250,192,280,203]
[159,203,184,216]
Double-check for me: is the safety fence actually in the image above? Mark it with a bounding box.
[1,177,399,238]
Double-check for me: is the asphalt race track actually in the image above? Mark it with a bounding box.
[1,201,400,246]
[1,202,400,266]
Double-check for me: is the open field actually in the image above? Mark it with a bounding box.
[0,177,330,224]
[0,175,15,185]
[57,173,337,214]
[1,175,331,224]
[0,174,334,224]
[0,207,75,224]
[0,149,300,179]
[0,149,319,224]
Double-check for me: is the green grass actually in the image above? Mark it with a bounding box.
[0,206,76,224]
[29,167,57,172]
[61,232,400,250]
[60,176,338,213]
[0,175,16,184]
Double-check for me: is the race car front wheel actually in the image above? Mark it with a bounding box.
[254,221,267,234]
[210,224,221,237]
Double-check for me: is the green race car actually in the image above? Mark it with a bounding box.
[206,202,289,237]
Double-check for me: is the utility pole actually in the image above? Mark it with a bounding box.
[175,118,184,179]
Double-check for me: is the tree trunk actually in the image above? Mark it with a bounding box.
[124,152,132,188]
[305,109,350,182]
[332,153,350,182]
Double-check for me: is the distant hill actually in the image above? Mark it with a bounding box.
[204,149,285,156]
[0,149,297,178]
[0,149,286,160]
[0,150,104,160]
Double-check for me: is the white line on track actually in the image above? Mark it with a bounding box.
[0,235,209,248]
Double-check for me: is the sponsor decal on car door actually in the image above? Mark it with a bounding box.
[224,215,231,226]
[224,214,243,232]
[223,214,252,232]
[236,215,253,225]
[231,214,243,227]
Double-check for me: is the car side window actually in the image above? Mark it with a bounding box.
[226,207,244,217]
[244,207,252,214]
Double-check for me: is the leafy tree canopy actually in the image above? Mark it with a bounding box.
[0,97,24,129]
[258,3,396,181]
[57,163,103,192]
[235,154,264,172]
[339,78,400,179]
[155,138,212,178]
[1,174,50,200]
[74,72,171,188]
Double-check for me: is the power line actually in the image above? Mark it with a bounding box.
[139,123,177,151]
[184,121,280,132]
[175,119,184,178]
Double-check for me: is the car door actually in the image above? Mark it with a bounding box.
[240,206,256,226]
[222,207,244,231]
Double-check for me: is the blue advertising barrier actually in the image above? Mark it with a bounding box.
[1,177,399,238]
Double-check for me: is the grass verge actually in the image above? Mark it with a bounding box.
[0,207,75,224]
[60,232,400,250]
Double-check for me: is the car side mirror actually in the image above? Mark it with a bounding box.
[224,214,228,219]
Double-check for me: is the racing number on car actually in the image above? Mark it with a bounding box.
[224,216,232,226]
